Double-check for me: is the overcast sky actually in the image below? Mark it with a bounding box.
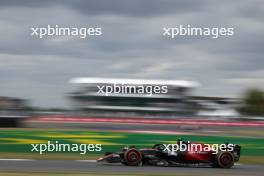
[0,0,263,108]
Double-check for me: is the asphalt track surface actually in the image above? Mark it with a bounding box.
[0,159,263,176]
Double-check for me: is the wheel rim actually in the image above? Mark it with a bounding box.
[127,151,140,162]
[124,149,142,165]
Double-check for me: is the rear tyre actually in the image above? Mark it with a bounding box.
[215,151,234,168]
[124,149,142,166]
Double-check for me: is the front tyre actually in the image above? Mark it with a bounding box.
[124,149,142,166]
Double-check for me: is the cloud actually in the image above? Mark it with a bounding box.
[0,0,207,17]
[0,0,263,107]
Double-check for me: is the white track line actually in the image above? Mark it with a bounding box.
[235,163,242,166]
[75,160,97,162]
[0,159,96,162]
[0,159,33,161]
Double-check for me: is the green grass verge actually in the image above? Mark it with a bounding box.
[0,129,263,160]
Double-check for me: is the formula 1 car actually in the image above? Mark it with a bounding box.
[97,140,241,168]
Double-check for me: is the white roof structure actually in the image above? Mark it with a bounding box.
[69,77,199,88]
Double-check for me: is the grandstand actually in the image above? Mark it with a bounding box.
[0,96,30,126]
[68,77,199,117]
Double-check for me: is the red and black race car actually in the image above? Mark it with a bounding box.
[97,139,241,168]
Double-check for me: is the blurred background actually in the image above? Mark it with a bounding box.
[0,0,263,175]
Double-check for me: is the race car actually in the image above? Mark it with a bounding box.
[97,139,241,168]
